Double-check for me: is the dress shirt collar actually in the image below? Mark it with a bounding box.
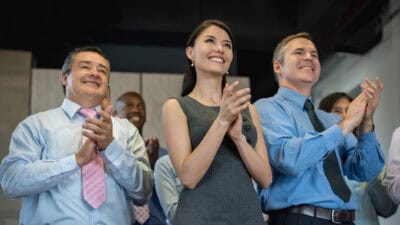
[277,87,314,111]
[61,98,101,119]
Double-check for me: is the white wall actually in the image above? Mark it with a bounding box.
[313,1,400,224]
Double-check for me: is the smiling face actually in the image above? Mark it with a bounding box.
[331,97,351,119]
[114,93,146,132]
[186,25,233,76]
[274,37,321,95]
[61,51,110,107]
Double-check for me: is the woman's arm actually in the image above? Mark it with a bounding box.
[228,104,272,188]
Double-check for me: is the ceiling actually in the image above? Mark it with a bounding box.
[0,0,390,99]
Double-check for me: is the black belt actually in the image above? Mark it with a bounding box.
[268,205,355,224]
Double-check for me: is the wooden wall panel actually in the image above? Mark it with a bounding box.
[141,73,182,147]
[0,50,31,225]
[109,72,140,106]
[31,69,64,113]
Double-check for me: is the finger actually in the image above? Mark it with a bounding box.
[82,122,102,134]
[234,88,251,98]
[98,110,112,122]
[352,92,367,103]
[360,81,375,92]
[231,96,251,113]
[360,84,375,99]
[105,105,113,114]
[359,93,369,103]
[82,129,100,140]
[375,76,384,91]
[362,90,373,100]
[364,78,377,90]
[84,117,105,129]
[236,94,252,107]
[237,101,251,113]
[225,81,240,93]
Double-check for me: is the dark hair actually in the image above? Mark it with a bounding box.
[61,46,109,95]
[115,91,145,107]
[318,92,353,112]
[181,19,234,97]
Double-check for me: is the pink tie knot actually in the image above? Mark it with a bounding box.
[78,108,98,118]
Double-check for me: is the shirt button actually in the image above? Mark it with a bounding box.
[243,125,251,132]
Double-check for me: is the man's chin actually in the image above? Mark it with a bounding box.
[129,119,141,128]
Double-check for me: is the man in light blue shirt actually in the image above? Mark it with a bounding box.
[154,155,183,224]
[0,46,153,225]
[254,32,384,225]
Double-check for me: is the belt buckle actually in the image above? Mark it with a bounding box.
[330,210,341,224]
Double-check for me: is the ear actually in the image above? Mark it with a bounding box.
[185,46,194,62]
[273,60,283,78]
[61,73,68,87]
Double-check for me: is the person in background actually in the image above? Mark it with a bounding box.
[319,92,397,225]
[0,46,153,224]
[162,19,272,225]
[154,155,182,225]
[114,91,167,225]
[387,127,400,204]
[254,32,384,225]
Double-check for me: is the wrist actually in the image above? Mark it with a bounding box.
[75,153,84,167]
[216,115,231,129]
[360,119,373,133]
[230,133,246,144]
[338,119,353,136]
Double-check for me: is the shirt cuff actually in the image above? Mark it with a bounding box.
[101,139,124,161]
[359,130,377,140]
[57,154,79,174]
[322,124,345,151]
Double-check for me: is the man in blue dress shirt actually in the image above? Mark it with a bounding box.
[254,32,384,225]
[0,46,153,225]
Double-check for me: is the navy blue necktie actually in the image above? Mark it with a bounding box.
[304,99,351,202]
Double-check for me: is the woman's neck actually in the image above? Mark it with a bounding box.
[189,74,223,106]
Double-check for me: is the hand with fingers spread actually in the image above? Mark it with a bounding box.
[339,92,369,135]
[82,105,114,151]
[360,77,384,123]
[218,81,251,126]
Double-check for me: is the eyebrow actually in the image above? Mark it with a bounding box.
[78,60,109,72]
[204,35,232,44]
[293,47,318,53]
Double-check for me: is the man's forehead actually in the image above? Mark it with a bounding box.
[121,95,145,104]
[286,38,317,51]
[74,52,110,67]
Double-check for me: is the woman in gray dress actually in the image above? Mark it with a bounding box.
[162,19,272,225]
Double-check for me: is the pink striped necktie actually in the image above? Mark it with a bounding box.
[78,108,107,209]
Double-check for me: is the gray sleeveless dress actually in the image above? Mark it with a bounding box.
[173,96,265,225]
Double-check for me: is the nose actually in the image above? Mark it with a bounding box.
[87,67,101,78]
[215,43,224,53]
[303,52,313,61]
